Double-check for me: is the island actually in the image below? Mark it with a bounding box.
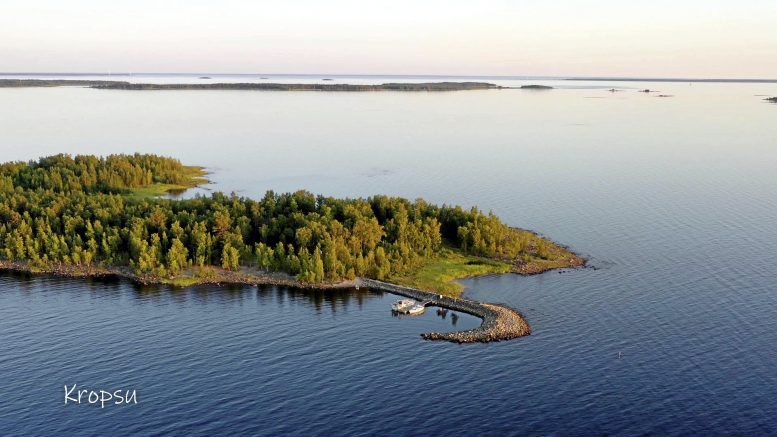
[0,154,584,342]
[520,85,554,90]
[766,97,777,103]
[0,79,502,92]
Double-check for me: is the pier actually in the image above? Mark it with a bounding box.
[359,278,531,343]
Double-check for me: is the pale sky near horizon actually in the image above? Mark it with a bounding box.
[1,0,775,78]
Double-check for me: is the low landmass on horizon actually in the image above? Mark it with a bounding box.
[0,79,502,91]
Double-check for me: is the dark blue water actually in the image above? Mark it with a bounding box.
[1,76,777,434]
[0,275,485,435]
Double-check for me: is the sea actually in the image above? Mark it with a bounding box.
[1,73,776,435]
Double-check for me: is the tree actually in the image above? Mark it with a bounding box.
[167,238,189,275]
[221,243,240,271]
[312,246,325,282]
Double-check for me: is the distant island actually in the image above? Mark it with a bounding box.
[0,79,503,92]
[520,85,553,90]
[0,154,584,342]
[766,97,777,103]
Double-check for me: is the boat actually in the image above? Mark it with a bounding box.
[406,304,426,315]
[391,299,416,312]
[391,299,427,315]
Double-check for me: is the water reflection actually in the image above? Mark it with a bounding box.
[0,271,475,331]
[390,305,463,327]
[256,285,378,313]
[0,271,384,314]
[130,278,384,313]
[436,307,461,327]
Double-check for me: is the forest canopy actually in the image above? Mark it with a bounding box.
[0,154,573,285]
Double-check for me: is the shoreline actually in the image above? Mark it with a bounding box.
[0,257,582,343]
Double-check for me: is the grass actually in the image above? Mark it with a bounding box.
[127,165,209,200]
[160,275,203,287]
[386,230,585,296]
[388,248,512,297]
[159,266,225,287]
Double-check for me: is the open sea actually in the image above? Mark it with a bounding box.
[1,74,776,435]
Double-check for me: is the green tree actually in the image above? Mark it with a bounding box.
[312,246,325,282]
[221,243,240,271]
[167,238,189,275]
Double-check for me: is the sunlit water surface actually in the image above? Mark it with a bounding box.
[1,74,777,435]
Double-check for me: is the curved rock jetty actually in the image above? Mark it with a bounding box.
[360,279,531,343]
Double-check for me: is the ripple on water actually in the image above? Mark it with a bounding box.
[3,80,777,434]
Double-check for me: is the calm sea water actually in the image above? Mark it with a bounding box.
[1,74,777,435]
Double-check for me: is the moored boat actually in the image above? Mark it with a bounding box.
[391,299,416,312]
[406,304,426,315]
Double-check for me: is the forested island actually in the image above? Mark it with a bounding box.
[0,154,582,297]
[766,97,777,103]
[0,79,501,92]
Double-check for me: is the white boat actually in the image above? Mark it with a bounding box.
[406,304,426,315]
[391,299,416,312]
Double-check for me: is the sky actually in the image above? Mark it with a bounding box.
[1,0,776,78]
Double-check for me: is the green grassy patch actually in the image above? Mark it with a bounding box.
[182,165,211,186]
[127,166,209,200]
[159,265,224,287]
[161,275,203,287]
[388,248,512,297]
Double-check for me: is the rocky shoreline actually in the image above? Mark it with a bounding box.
[1,261,535,344]
[0,260,356,290]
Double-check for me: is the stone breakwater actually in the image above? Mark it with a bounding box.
[359,279,531,343]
